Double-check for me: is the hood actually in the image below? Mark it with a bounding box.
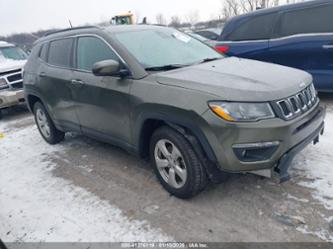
[0,58,26,73]
[156,57,312,101]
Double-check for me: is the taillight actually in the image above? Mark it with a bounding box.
[215,45,229,54]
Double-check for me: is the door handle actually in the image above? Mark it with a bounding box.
[71,79,84,86]
[322,45,333,49]
[39,72,46,77]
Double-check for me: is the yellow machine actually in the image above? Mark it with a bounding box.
[111,12,135,25]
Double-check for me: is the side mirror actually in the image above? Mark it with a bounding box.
[92,59,129,77]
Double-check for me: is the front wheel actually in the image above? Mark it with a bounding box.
[150,126,207,199]
[33,102,65,144]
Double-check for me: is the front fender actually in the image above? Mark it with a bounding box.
[132,104,217,163]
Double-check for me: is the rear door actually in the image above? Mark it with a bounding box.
[217,13,277,61]
[71,35,132,146]
[39,38,80,130]
[269,3,333,91]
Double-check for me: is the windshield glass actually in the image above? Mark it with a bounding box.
[114,28,222,69]
[0,46,28,60]
[189,33,207,42]
[115,16,131,25]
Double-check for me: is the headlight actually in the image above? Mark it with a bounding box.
[208,101,275,122]
[0,78,8,90]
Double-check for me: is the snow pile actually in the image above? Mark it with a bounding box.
[293,110,333,210]
[0,117,171,242]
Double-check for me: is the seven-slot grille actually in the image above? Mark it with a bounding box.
[274,84,318,120]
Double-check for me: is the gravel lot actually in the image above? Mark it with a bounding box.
[0,95,332,242]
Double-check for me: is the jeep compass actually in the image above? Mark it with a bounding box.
[23,25,326,198]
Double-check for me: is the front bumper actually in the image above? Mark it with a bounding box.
[276,119,324,182]
[201,103,326,176]
[0,89,25,109]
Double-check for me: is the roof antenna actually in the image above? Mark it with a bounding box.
[69,19,73,28]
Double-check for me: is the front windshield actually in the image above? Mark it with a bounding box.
[0,46,28,60]
[116,16,131,25]
[114,28,222,69]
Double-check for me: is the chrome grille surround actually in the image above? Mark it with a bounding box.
[0,68,23,91]
[273,84,318,121]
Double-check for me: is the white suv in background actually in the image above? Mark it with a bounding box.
[0,41,28,118]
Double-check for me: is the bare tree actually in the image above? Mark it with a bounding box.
[169,15,182,28]
[221,0,280,19]
[261,0,280,8]
[155,13,167,25]
[221,0,241,19]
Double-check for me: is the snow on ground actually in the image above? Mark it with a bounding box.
[0,117,171,242]
[293,110,333,210]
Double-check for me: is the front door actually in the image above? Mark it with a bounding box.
[71,35,132,147]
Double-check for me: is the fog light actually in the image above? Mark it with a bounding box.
[233,141,280,162]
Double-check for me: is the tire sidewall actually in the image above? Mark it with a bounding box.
[150,127,205,198]
[33,102,60,144]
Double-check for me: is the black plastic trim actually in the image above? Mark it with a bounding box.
[276,109,325,183]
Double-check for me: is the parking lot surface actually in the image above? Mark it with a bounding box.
[0,95,332,242]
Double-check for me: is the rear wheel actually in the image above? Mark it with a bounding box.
[33,102,65,144]
[150,126,207,199]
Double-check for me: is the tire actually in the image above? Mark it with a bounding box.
[33,102,65,144]
[150,126,208,199]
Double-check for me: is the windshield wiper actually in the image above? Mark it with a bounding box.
[199,57,221,63]
[145,64,188,71]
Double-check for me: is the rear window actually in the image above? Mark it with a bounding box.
[39,43,48,61]
[47,38,73,68]
[226,14,276,41]
[279,5,333,37]
[195,31,219,41]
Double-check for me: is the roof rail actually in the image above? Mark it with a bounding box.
[43,26,99,37]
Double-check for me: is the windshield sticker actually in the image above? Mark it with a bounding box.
[172,32,191,43]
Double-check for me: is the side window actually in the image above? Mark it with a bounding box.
[47,38,73,68]
[226,14,276,41]
[196,31,219,41]
[76,36,119,71]
[279,5,333,37]
[39,43,48,61]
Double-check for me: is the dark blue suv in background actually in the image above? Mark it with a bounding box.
[215,0,333,92]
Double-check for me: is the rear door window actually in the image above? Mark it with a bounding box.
[279,5,333,37]
[226,14,276,41]
[39,43,48,61]
[47,38,73,68]
[76,36,119,71]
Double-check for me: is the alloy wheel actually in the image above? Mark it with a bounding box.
[154,139,187,189]
[36,108,51,138]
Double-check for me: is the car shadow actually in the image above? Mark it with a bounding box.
[0,104,31,122]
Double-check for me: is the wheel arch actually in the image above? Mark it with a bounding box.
[136,113,217,164]
[26,93,61,131]
[26,94,42,113]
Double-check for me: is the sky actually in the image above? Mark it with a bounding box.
[0,0,223,36]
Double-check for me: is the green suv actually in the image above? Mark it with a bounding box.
[23,25,326,198]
